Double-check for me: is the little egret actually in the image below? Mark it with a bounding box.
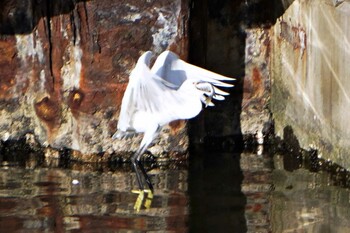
[112,50,235,210]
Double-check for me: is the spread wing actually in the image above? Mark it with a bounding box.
[115,53,202,138]
[114,50,235,139]
[151,51,235,89]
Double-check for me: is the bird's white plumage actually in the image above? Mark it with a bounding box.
[114,50,234,140]
[112,50,235,195]
[116,52,203,136]
[152,51,234,89]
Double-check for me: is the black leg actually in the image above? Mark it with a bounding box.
[130,126,160,211]
[132,150,154,191]
[137,159,154,191]
[131,155,144,190]
[131,148,154,211]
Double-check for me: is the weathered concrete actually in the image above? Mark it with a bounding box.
[270,0,350,168]
[1,0,277,158]
[242,28,272,144]
[0,0,189,159]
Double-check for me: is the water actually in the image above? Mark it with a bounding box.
[0,148,349,232]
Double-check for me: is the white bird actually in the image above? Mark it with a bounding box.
[112,50,234,208]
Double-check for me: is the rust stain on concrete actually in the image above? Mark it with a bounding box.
[169,120,186,134]
[0,0,189,159]
[280,20,306,55]
[68,89,84,115]
[34,96,60,127]
[0,38,18,99]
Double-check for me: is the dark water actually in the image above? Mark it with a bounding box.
[0,147,350,232]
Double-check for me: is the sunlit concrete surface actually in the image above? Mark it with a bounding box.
[270,0,350,169]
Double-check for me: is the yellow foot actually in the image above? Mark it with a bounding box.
[132,190,144,212]
[144,189,153,209]
[132,189,154,211]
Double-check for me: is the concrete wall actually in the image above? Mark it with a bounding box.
[0,0,276,158]
[270,0,350,168]
[0,0,189,159]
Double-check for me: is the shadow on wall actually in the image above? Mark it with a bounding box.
[274,125,350,188]
[280,125,303,171]
[239,0,294,28]
[0,0,87,35]
[188,0,293,150]
[187,1,295,232]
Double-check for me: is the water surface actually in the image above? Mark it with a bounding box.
[0,148,349,232]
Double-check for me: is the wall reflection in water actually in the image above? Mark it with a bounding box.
[241,147,350,233]
[0,155,188,232]
[271,153,350,233]
[188,150,247,233]
[241,146,273,233]
[0,148,350,232]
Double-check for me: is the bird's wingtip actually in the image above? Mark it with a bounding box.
[220,76,236,82]
[213,82,234,88]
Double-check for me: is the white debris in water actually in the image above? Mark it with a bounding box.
[257,145,264,155]
[72,179,80,185]
[256,131,264,145]
[2,132,10,141]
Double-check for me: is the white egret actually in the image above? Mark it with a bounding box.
[112,50,235,210]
